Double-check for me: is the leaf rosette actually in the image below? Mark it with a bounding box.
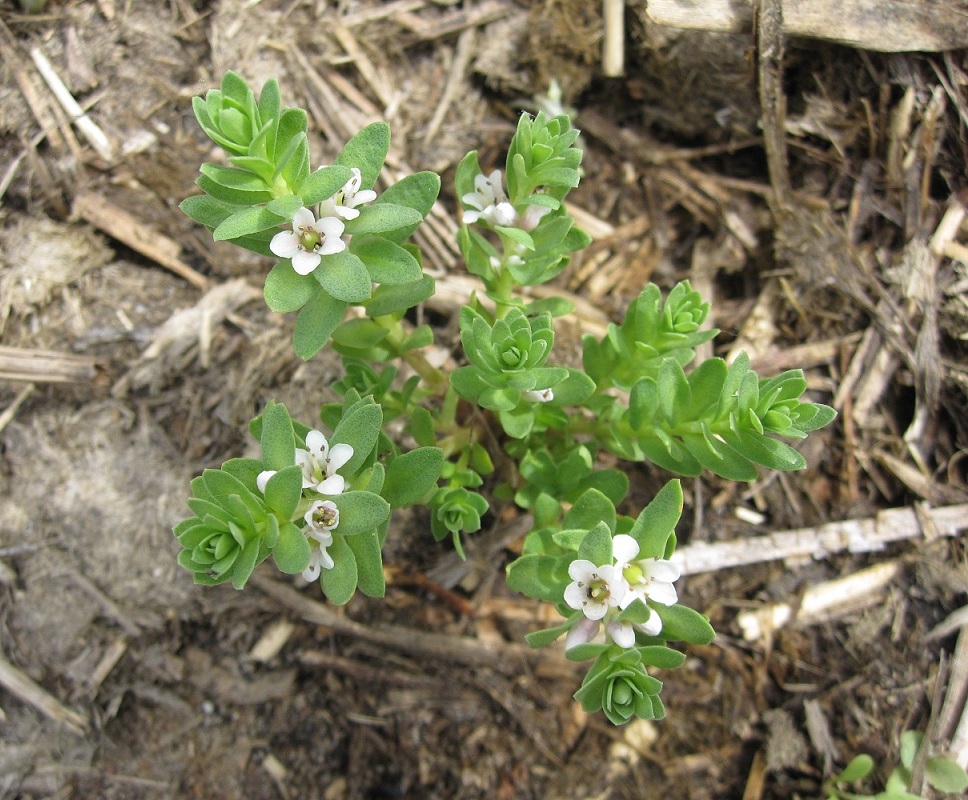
[451,306,567,411]
[173,469,277,590]
[574,648,666,724]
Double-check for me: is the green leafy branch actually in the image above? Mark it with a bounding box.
[825,731,968,800]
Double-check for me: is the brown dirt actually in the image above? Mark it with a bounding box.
[1,1,967,799]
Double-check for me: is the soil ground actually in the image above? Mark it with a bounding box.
[1,1,967,799]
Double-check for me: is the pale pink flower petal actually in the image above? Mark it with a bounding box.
[565,617,601,650]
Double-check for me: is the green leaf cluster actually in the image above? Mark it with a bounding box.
[173,401,305,589]
[451,306,570,429]
[505,112,583,203]
[183,73,440,361]
[455,111,588,288]
[624,351,837,481]
[455,153,589,288]
[825,730,968,800]
[513,444,628,528]
[574,647,667,725]
[505,481,714,726]
[583,281,718,392]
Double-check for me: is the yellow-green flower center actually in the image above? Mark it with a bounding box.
[623,562,644,586]
[299,228,321,252]
[587,576,609,601]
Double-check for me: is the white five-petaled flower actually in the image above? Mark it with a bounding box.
[563,535,681,651]
[302,500,339,581]
[462,170,518,228]
[613,534,680,608]
[297,429,354,495]
[270,206,346,275]
[564,559,625,621]
[319,167,377,221]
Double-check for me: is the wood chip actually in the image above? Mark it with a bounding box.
[0,650,89,735]
[673,502,968,576]
[0,347,97,384]
[647,0,968,52]
[248,620,296,663]
[73,191,208,289]
[737,560,901,641]
[29,47,113,162]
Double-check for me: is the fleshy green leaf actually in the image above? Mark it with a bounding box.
[382,447,444,508]
[837,754,874,783]
[260,401,295,471]
[505,553,570,604]
[900,730,923,771]
[636,646,687,670]
[266,194,304,219]
[332,491,391,535]
[578,521,613,566]
[525,615,580,648]
[331,318,389,349]
[628,480,683,559]
[332,401,383,475]
[314,251,372,303]
[925,757,968,793]
[345,530,385,597]
[180,194,237,230]
[344,203,423,235]
[334,122,390,189]
[272,521,311,574]
[653,604,715,645]
[212,205,285,241]
[263,465,302,520]
[293,288,349,360]
[409,407,436,447]
[353,236,423,284]
[375,171,440,242]
[365,274,435,317]
[298,164,354,206]
[231,537,261,589]
[321,534,358,605]
[264,261,317,312]
[563,489,617,534]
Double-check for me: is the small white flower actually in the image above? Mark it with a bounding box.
[523,388,554,403]
[519,202,552,232]
[270,206,346,275]
[256,470,276,494]
[301,499,339,581]
[613,533,680,617]
[305,499,340,534]
[296,429,354,495]
[565,616,601,650]
[462,170,518,227]
[564,559,625,621]
[302,543,335,582]
[607,618,640,648]
[319,167,377,221]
